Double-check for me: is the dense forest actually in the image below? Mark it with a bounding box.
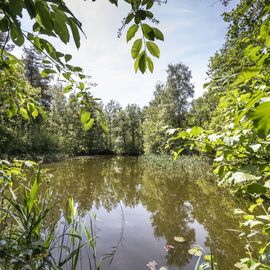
[0,0,270,269]
[0,45,195,158]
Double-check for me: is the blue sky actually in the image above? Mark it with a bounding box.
[22,0,235,107]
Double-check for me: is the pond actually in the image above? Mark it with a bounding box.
[45,156,246,270]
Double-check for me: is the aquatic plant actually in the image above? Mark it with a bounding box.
[139,154,214,181]
[0,159,100,269]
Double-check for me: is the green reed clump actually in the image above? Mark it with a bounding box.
[139,154,215,181]
[0,159,100,270]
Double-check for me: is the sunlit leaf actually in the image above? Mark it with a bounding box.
[250,102,270,135]
[141,24,155,41]
[126,24,139,42]
[147,56,154,73]
[80,111,91,124]
[146,41,160,58]
[188,247,202,257]
[20,108,29,120]
[153,27,164,41]
[131,39,142,59]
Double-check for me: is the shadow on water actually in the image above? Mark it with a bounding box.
[45,156,246,270]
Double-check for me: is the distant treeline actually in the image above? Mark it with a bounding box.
[0,43,211,160]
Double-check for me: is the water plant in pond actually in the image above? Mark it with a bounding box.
[147,244,218,270]
[0,159,100,269]
[188,246,218,270]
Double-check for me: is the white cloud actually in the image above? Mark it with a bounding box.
[55,0,229,107]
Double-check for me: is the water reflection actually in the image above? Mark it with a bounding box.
[45,156,246,270]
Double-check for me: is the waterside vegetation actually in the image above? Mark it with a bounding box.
[0,0,270,269]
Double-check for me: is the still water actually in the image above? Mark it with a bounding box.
[45,156,246,270]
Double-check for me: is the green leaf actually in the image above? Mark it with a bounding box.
[9,0,24,16]
[131,39,142,59]
[248,204,257,213]
[84,118,94,131]
[260,20,270,46]
[69,17,81,48]
[42,59,51,65]
[141,24,155,41]
[32,108,39,119]
[135,15,141,24]
[79,73,85,79]
[78,82,85,90]
[147,56,154,73]
[136,10,146,20]
[36,1,53,31]
[134,51,145,73]
[27,180,38,213]
[41,69,56,78]
[125,13,134,24]
[20,108,29,120]
[97,111,109,133]
[190,126,203,136]
[64,85,73,93]
[27,103,39,119]
[126,24,139,42]
[0,16,9,32]
[68,198,75,221]
[10,23,24,46]
[234,67,260,85]
[65,54,72,62]
[6,104,18,118]
[250,102,270,135]
[134,54,140,73]
[39,38,57,59]
[80,111,94,131]
[51,12,70,43]
[25,0,36,19]
[153,27,164,41]
[146,41,160,58]
[145,11,154,19]
[80,111,91,124]
[139,51,147,73]
[234,91,264,124]
[246,183,267,195]
[146,1,154,9]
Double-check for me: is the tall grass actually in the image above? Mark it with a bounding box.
[0,159,100,270]
[139,154,215,181]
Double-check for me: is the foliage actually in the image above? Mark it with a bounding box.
[3,0,270,268]
[22,46,52,110]
[0,159,100,269]
[188,245,218,270]
[168,0,270,268]
[234,198,270,269]
[187,91,218,129]
[2,54,198,159]
[0,50,147,159]
[143,63,194,154]
[0,0,165,131]
[139,154,213,179]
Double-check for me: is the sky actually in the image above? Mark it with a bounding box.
[20,0,235,107]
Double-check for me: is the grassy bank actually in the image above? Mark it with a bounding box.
[139,154,215,181]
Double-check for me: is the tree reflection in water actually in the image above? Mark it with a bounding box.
[45,156,246,270]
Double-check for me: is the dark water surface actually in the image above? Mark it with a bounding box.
[45,156,246,270]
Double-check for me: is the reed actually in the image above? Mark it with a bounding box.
[0,159,100,270]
